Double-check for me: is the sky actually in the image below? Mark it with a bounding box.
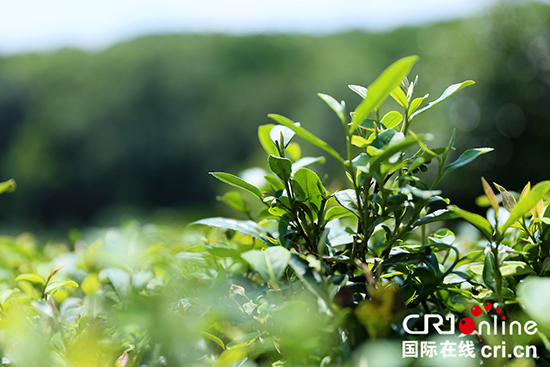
[0,0,500,55]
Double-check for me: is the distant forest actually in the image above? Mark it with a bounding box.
[0,3,549,232]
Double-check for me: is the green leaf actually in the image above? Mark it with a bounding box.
[380,111,403,129]
[482,251,499,294]
[0,289,18,306]
[268,114,344,163]
[499,261,534,277]
[270,124,296,149]
[0,179,16,194]
[413,209,460,227]
[390,86,408,108]
[371,129,401,149]
[292,156,325,172]
[210,172,263,200]
[410,80,475,119]
[192,217,274,246]
[447,205,493,241]
[408,94,429,116]
[518,277,550,326]
[334,189,361,217]
[348,84,367,99]
[258,124,278,156]
[325,206,353,222]
[218,191,248,213]
[291,168,327,214]
[268,155,292,183]
[369,137,418,172]
[15,274,46,285]
[45,280,78,294]
[288,253,324,299]
[318,93,346,124]
[493,182,516,213]
[264,175,285,191]
[201,331,225,350]
[444,148,493,174]
[500,180,550,231]
[351,56,418,132]
[241,247,291,283]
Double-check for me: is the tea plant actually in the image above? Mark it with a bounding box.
[202,56,489,310]
[198,56,550,365]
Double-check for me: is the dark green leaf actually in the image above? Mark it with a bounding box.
[210,172,263,200]
[268,155,292,182]
[413,209,460,227]
[291,168,327,213]
[371,129,400,149]
[369,137,418,171]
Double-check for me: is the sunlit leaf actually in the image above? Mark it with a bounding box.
[444,148,493,174]
[258,124,278,156]
[448,205,493,241]
[318,93,346,124]
[193,217,274,246]
[351,56,418,132]
[410,80,475,119]
[15,273,46,285]
[269,114,344,163]
[241,247,290,283]
[500,180,550,231]
[380,111,403,129]
[348,84,367,99]
[390,86,408,108]
[210,172,263,200]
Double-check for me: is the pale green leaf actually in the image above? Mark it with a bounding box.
[268,114,344,163]
[351,56,418,132]
[410,80,475,119]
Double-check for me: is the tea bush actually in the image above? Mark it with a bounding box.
[1,57,550,367]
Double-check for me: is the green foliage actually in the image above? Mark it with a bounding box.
[3,51,550,366]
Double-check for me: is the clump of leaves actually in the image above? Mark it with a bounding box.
[196,56,503,354]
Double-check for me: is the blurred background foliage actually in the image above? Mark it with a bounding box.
[0,2,549,233]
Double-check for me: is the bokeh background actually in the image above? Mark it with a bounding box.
[0,0,549,236]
